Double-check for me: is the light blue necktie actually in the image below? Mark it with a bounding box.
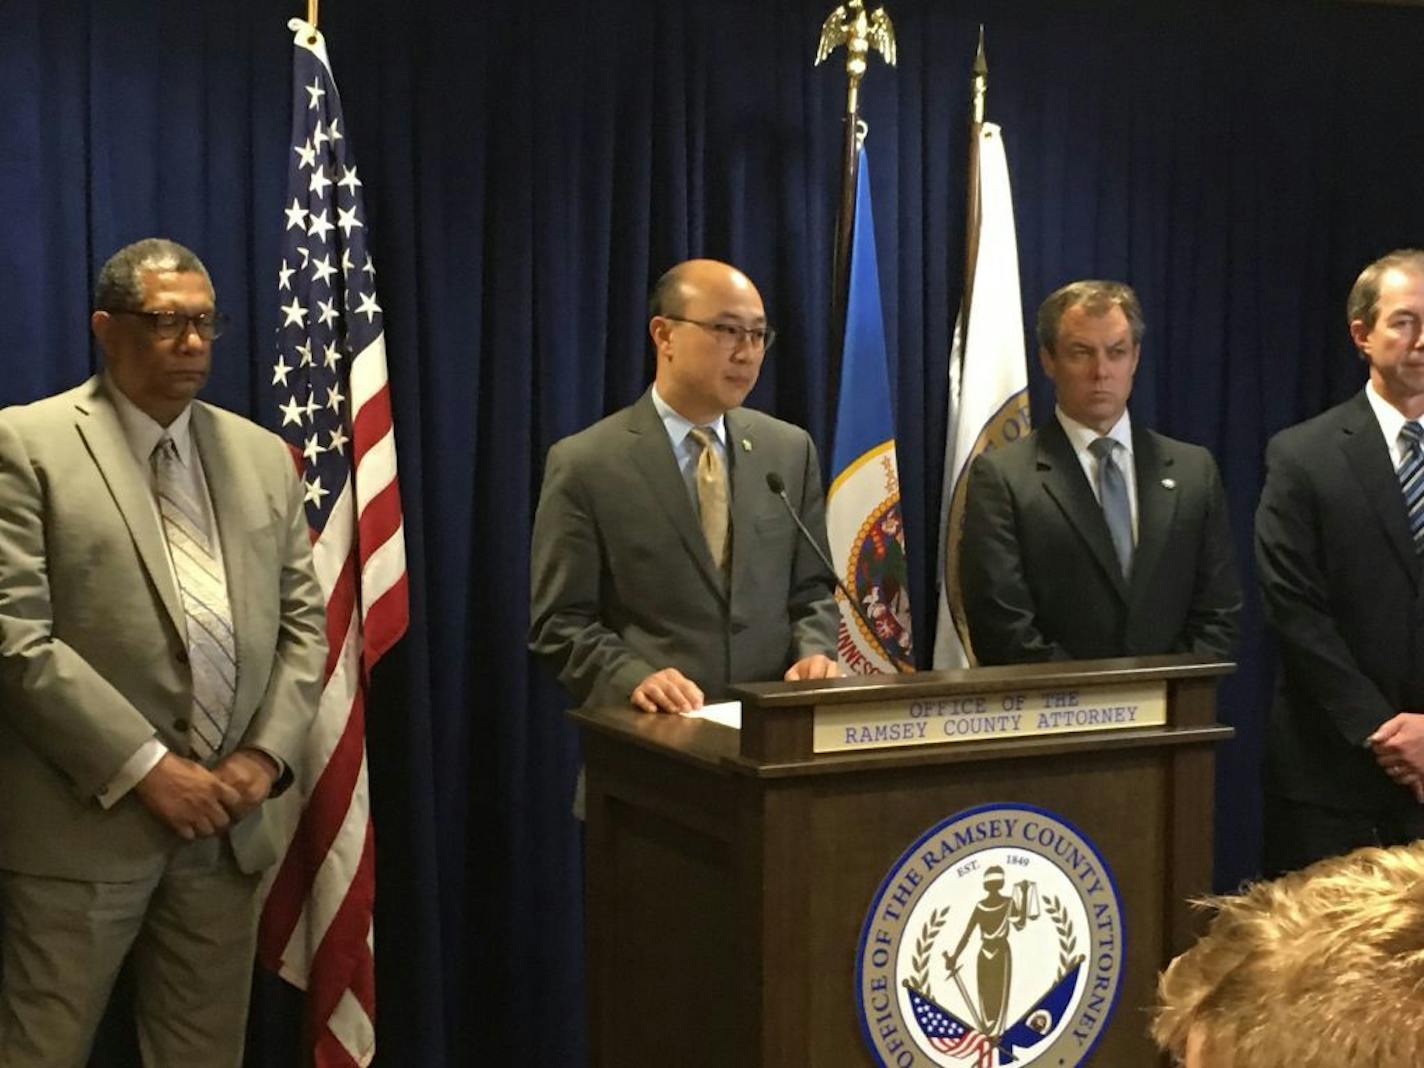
[1089,437,1133,578]
[1399,421,1424,555]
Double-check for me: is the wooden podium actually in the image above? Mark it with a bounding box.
[574,654,1233,1067]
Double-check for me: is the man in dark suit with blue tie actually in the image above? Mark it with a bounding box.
[958,280,1241,668]
[1257,249,1424,874]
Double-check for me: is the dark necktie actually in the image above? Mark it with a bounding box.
[1088,437,1133,578]
[1399,420,1424,554]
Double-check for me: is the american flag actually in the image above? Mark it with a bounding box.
[258,17,409,1067]
[906,986,997,1068]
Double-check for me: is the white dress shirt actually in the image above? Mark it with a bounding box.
[1056,406,1140,543]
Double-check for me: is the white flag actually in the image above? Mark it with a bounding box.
[933,123,1030,669]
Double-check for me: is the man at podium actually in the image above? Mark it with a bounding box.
[959,280,1241,666]
[529,259,839,719]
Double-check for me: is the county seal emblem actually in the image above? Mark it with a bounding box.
[855,803,1125,1067]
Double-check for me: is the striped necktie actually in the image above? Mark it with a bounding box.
[687,426,730,572]
[1399,421,1424,554]
[153,436,237,762]
[1089,436,1134,578]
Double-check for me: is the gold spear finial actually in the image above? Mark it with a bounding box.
[971,24,987,125]
[816,1,897,114]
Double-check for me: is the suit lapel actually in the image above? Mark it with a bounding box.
[624,392,726,599]
[1338,393,1421,586]
[190,404,251,685]
[1128,428,1178,600]
[72,380,186,639]
[1037,418,1128,599]
[726,410,765,614]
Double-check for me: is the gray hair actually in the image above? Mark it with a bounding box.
[94,238,211,312]
[1346,249,1424,332]
[1036,280,1145,354]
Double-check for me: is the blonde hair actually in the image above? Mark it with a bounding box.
[1153,843,1424,1067]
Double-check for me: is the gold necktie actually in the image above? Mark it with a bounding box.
[687,426,730,571]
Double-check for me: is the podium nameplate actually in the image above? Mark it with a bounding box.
[813,680,1167,753]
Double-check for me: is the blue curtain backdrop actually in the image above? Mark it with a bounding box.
[4,0,1424,1062]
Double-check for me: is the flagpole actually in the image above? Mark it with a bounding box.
[816,1,897,377]
[959,27,988,346]
[307,0,320,30]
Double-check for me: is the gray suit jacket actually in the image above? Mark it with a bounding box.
[529,390,838,707]
[960,416,1241,665]
[0,377,327,880]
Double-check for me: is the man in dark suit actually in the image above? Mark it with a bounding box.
[1257,248,1424,875]
[529,258,839,716]
[0,238,326,1065]
[959,280,1240,666]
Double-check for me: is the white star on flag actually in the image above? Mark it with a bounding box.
[337,165,361,193]
[317,297,339,327]
[278,395,304,427]
[311,255,337,286]
[325,383,346,412]
[278,260,295,290]
[304,476,329,505]
[309,168,333,198]
[272,355,293,387]
[337,205,364,237]
[307,210,334,242]
[281,298,308,329]
[355,292,381,322]
[283,199,309,231]
[294,139,316,170]
[305,78,325,109]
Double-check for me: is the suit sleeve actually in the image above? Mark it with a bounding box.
[787,431,839,660]
[239,436,327,794]
[0,414,158,797]
[528,440,657,706]
[959,453,1071,665]
[1173,454,1242,659]
[1255,435,1393,744]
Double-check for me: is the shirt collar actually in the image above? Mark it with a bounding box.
[1056,406,1133,457]
[1365,380,1411,447]
[104,373,195,468]
[650,384,727,450]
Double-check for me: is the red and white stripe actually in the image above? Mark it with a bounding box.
[260,332,407,1067]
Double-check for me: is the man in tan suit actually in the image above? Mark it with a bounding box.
[0,238,326,1066]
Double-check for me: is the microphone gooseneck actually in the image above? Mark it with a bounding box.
[764,472,905,673]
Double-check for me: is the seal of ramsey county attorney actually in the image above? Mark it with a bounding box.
[854,803,1126,1068]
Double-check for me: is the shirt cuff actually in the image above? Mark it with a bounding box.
[97,737,167,809]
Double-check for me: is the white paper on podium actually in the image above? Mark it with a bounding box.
[682,701,741,730]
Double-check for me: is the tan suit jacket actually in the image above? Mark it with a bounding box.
[0,376,326,880]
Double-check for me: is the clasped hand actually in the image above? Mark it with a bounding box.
[1369,712,1424,803]
[134,748,280,840]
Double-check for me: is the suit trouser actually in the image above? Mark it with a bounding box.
[1264,794,1424,878]
[0,835,261,1068]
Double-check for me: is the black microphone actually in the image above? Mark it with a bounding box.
[765,472,906,673]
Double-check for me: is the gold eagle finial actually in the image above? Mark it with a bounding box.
[815,0,897,78]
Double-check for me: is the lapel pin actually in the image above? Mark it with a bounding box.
[1161,478,1176,490]
[741,438,752,452]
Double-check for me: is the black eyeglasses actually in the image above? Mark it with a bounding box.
[110,309,229,341]
[663,316,776,353]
